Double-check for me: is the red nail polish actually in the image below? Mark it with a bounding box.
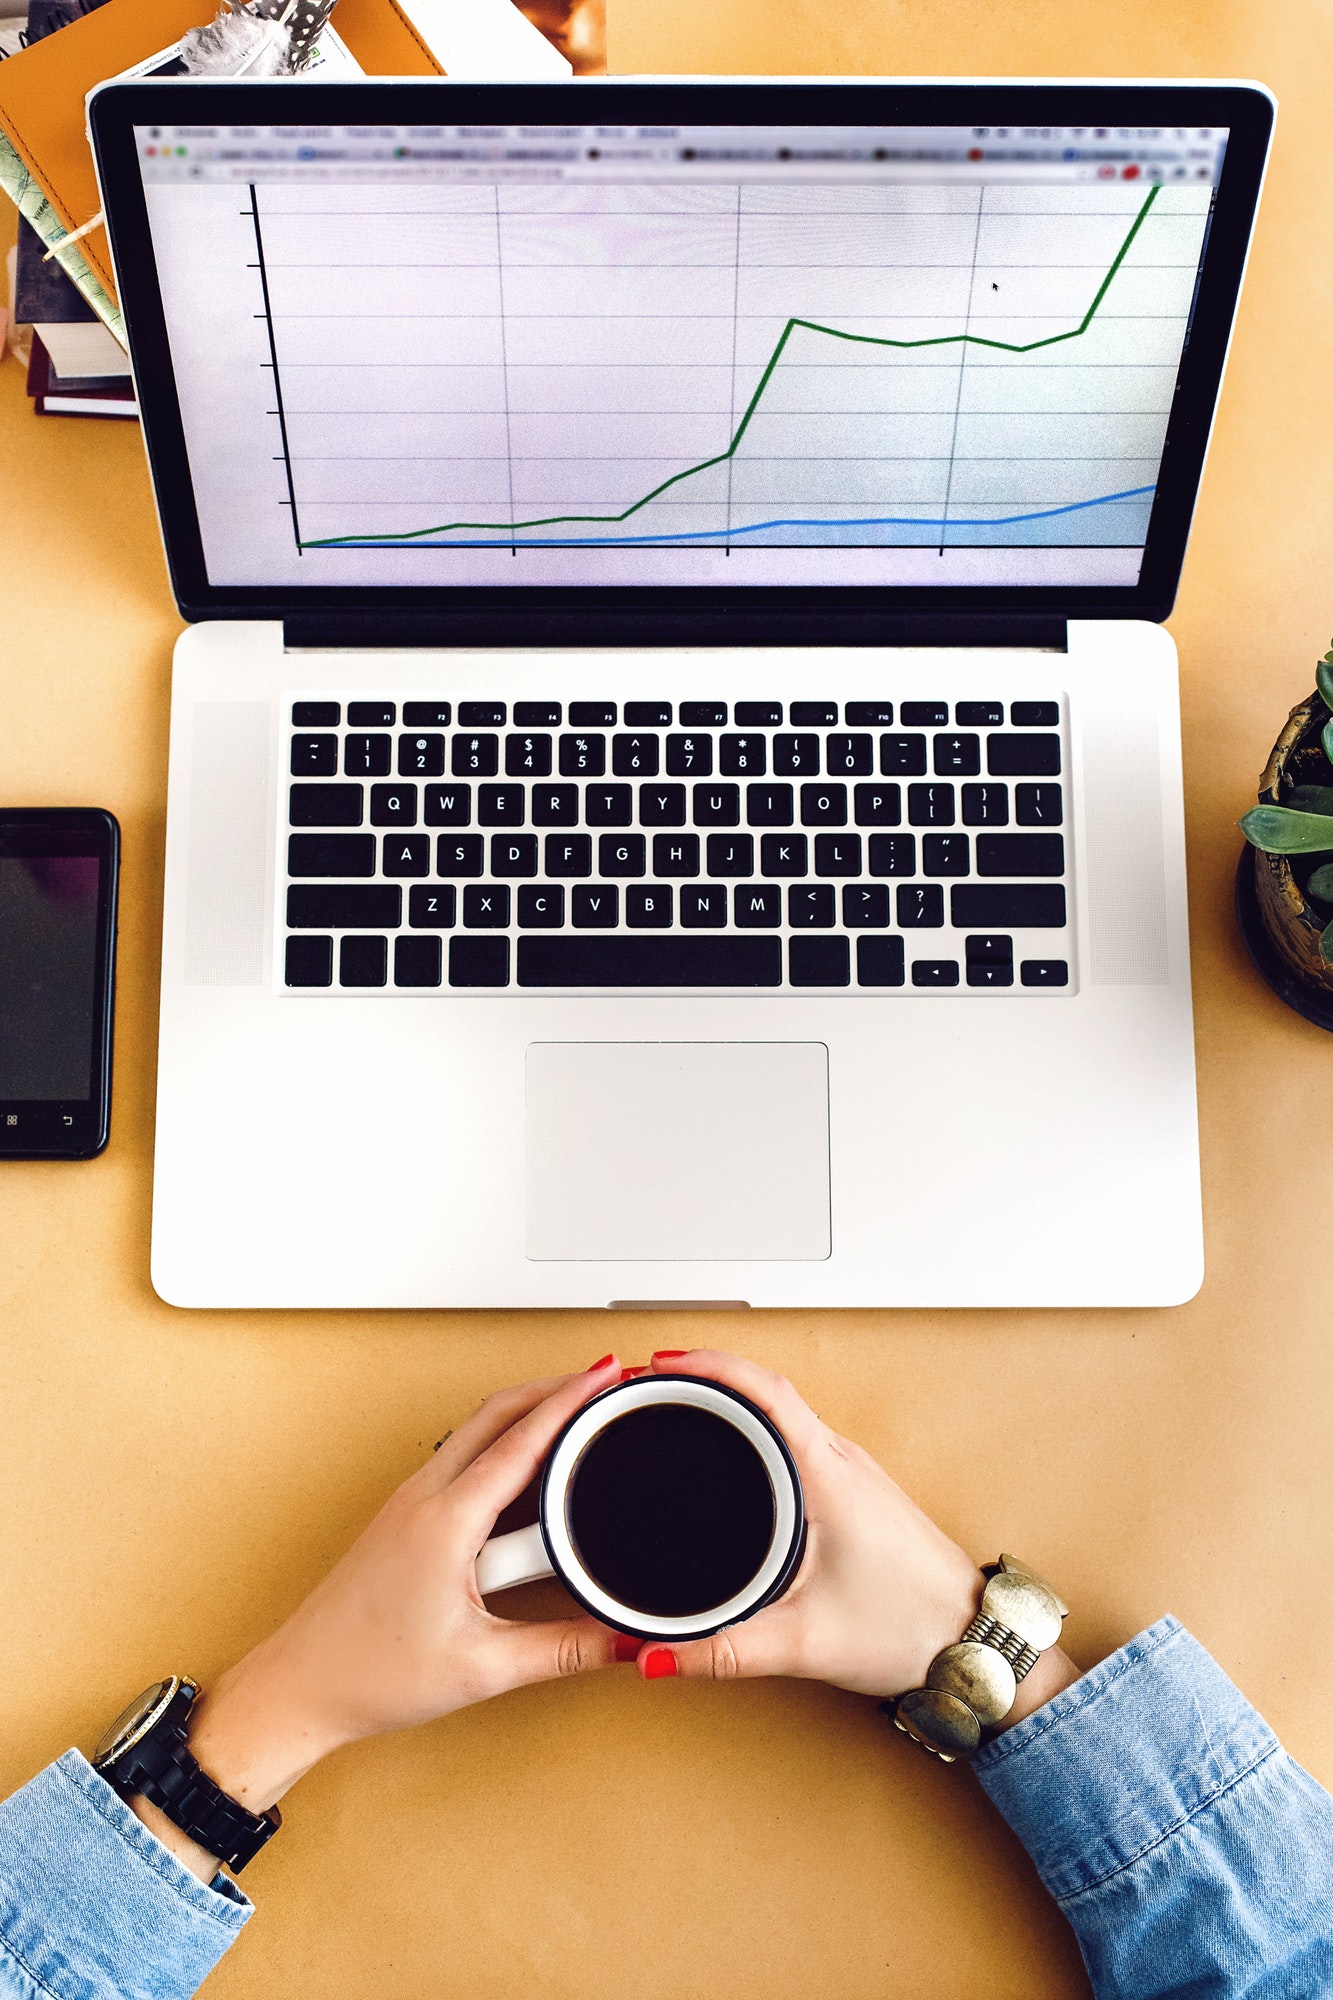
[613,1633,640,1663]
[619,1365,647,1380]
[652,1349,687,1360]
[587,1353,615,1372]
[644,1648,677,1680]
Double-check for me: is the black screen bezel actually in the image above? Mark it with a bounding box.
[89,78,1273,645]
[0,810,119,1159]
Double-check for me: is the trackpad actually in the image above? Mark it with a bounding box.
[525,1043,830,1262]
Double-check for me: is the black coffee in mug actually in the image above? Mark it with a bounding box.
[566,1404,777,1617]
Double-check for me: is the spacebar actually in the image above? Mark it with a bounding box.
[517,935,783,987]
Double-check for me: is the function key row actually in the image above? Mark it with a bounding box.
[290,699,1061,731]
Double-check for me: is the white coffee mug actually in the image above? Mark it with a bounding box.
[475,1374,806,1642]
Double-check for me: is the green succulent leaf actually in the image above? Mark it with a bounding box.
[1324,716,1333,766]
[1319,656,1333,713]
[1308,863,1333,902]
[1288,784,1333,814]
[1323,917,1333,964]
[1240,805,1333,853]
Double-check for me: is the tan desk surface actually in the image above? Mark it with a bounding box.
[2,4,1332,1991]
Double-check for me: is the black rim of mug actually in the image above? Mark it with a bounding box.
[535,1375,807,1641]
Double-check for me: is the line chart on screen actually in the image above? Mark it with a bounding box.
[240,177,1211,560]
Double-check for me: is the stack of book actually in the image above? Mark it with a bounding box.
[27,317,135,416]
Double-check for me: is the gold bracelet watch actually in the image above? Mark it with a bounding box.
[883,1555,1068,1762]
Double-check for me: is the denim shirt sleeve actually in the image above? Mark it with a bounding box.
[0,1751,251,2000]
[972,1616,1333,1999]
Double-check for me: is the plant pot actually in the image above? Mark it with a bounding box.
[1234,690,1333,1030]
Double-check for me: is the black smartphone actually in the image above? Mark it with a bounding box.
[0,810,120,1159]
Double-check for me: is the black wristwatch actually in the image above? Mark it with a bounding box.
[93,1676,281,1872]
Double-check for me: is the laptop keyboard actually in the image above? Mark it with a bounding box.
[279,697,1071,994]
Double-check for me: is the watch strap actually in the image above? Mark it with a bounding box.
[104,1682,280,1872]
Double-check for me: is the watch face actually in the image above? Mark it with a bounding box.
[94,1679,177,1767]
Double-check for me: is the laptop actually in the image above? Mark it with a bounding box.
[88,77,1272,1309]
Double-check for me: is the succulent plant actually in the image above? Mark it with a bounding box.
[1240,656,1333,963]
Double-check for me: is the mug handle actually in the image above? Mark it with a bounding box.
[475,1521,555,1595]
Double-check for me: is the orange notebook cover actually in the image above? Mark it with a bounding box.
[0,0,443,304]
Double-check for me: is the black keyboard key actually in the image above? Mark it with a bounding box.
[383,834,431,878]
[291,734,338,777]
[956,701,1004,727]
[288,833,374,877]
[570,702,616,727]
[450,937,509,986]
[923,833,970,877]
[424,785,471,826]
[977,832,1065,877]
[908,783,955,827]
[962,783,1009,826]
[514,702,561,727]
[902,702,949,726]
[437,835,484,877]
[572,885,618,928]
[789,936,849,986]
[760,834,807,877]
[693,784,741,827]
[680,702,726,726]
[288,884,400,929]
[285,935,332,986]
[897,884,944,928]
[1011,701,1059,727]
[613,733,659,777]
[399,733,446,777]
[370,783,418,827]
[857,935,905,985]
[626,884,671,927]
[720,734,766,776]
[453,734,499,776]
[560,733,606,776]
[814,833,862,876]
[1022,958,1070,987]
[951,884,1066,928]
[1016,783,1063,826]
[395,935,442,987]
[464,884,510,927]
[681,884,727,927]
[478,785,525,827]
[546,834,592,877]
[825,733,873,777]
[348,701,395,727]
[788,884,835,927]
[599,833,646,877]
[846,702,894,727]
[773,734,819,776]
[492,835,539,877]
[666,733,713,776]
[518,884,564,928]
[912,959,959,987]
[345,734,392,777]
[652,834,700,877]
[586,785,633,827]
[403,702,452,728]
[293,701,339,728]
[791,701,837,726]
[800,783,847,827]
[868,833,916,876]
[506,734,552,777]
[639,784,687,827]
[409,885,455,928]
[735,702,782,726]
[854,784,901,826]
[459,702,505,727]
[625,702,671,727]
[934,733,980,777]
[880,735,928,776]
[843,884,890,928]
[746,784,794,826]
[966,933,1014,987]
[706,834,753,876]
[518,935,781,987]
[340,935,387,986]
[734,884,782,927]
[532,784,579,827]
[988,733,1061,777]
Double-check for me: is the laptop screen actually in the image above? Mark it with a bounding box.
[93,81,1271,632]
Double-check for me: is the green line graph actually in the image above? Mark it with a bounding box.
[301,183,1160,551]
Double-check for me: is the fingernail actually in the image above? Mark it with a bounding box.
[613,1633,641,1663]
[587,1353,615,1372]
[619,1365,647,1381]
[652,1350,687,1361]
[644,1648,677,1680]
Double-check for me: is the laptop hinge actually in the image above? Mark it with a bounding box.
[281,610,1069,652]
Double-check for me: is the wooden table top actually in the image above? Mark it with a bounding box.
[1,4,1331,1990]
